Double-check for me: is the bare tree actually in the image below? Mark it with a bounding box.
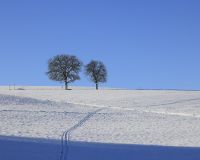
[47,54,82,90]
[85,60,107,90]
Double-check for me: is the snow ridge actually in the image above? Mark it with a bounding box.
[59,108,104,160]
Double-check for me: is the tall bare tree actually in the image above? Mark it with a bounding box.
[47,54,82,90]
[85,60,107,90]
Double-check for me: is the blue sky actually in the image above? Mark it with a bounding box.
[0,0,200,89]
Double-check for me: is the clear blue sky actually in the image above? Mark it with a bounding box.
[0,0,200,90]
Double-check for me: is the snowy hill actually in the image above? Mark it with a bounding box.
[0,86,200,160]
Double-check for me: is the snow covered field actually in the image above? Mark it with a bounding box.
[0,86,200,160]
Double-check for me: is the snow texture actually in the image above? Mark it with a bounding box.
[0,86,200,160]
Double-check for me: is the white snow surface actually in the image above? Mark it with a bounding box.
[0,86,200,147]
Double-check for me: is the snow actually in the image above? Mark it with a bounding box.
[0,86,200,160]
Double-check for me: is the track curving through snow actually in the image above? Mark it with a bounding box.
[59,108,104,160]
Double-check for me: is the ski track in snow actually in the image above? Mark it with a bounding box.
[57,95,200,159]
[1,88,200,149]
[148,98,200,107]
[1,102,199,118]
[59,108,104,160]
[67,99,200,118]
[0,109,86,115]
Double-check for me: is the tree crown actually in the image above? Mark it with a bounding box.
[47,54,82,83]
[85,60,107,84]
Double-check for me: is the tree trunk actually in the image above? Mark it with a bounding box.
[96,83,98,90]
[65,81,68,90]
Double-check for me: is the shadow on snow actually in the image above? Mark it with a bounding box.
[0,135,200,160]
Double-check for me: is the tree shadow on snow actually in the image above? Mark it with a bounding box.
[0,135,200,160]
